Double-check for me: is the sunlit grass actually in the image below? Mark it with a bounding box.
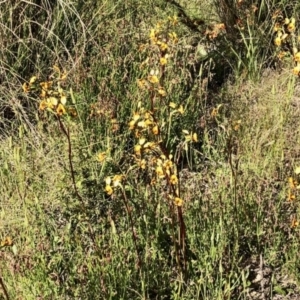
[0,0,300,299]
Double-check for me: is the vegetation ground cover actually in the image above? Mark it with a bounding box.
[0,0,300,299]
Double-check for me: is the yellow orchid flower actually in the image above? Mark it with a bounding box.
[56,103,66,116]
[174,197,183,206]
[170,174,178,185]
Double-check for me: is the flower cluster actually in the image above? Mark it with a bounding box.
[137,16,178,98]
[23,66,76,116]
[273,17,296,47]
[101,17,191,209]
[127,104,184,206]
[287,167,300,228]
[129,107,159,138]
[272,16,300,76]
[98,17,188,266]
[149,17,178,46]
[104,175,123,196]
